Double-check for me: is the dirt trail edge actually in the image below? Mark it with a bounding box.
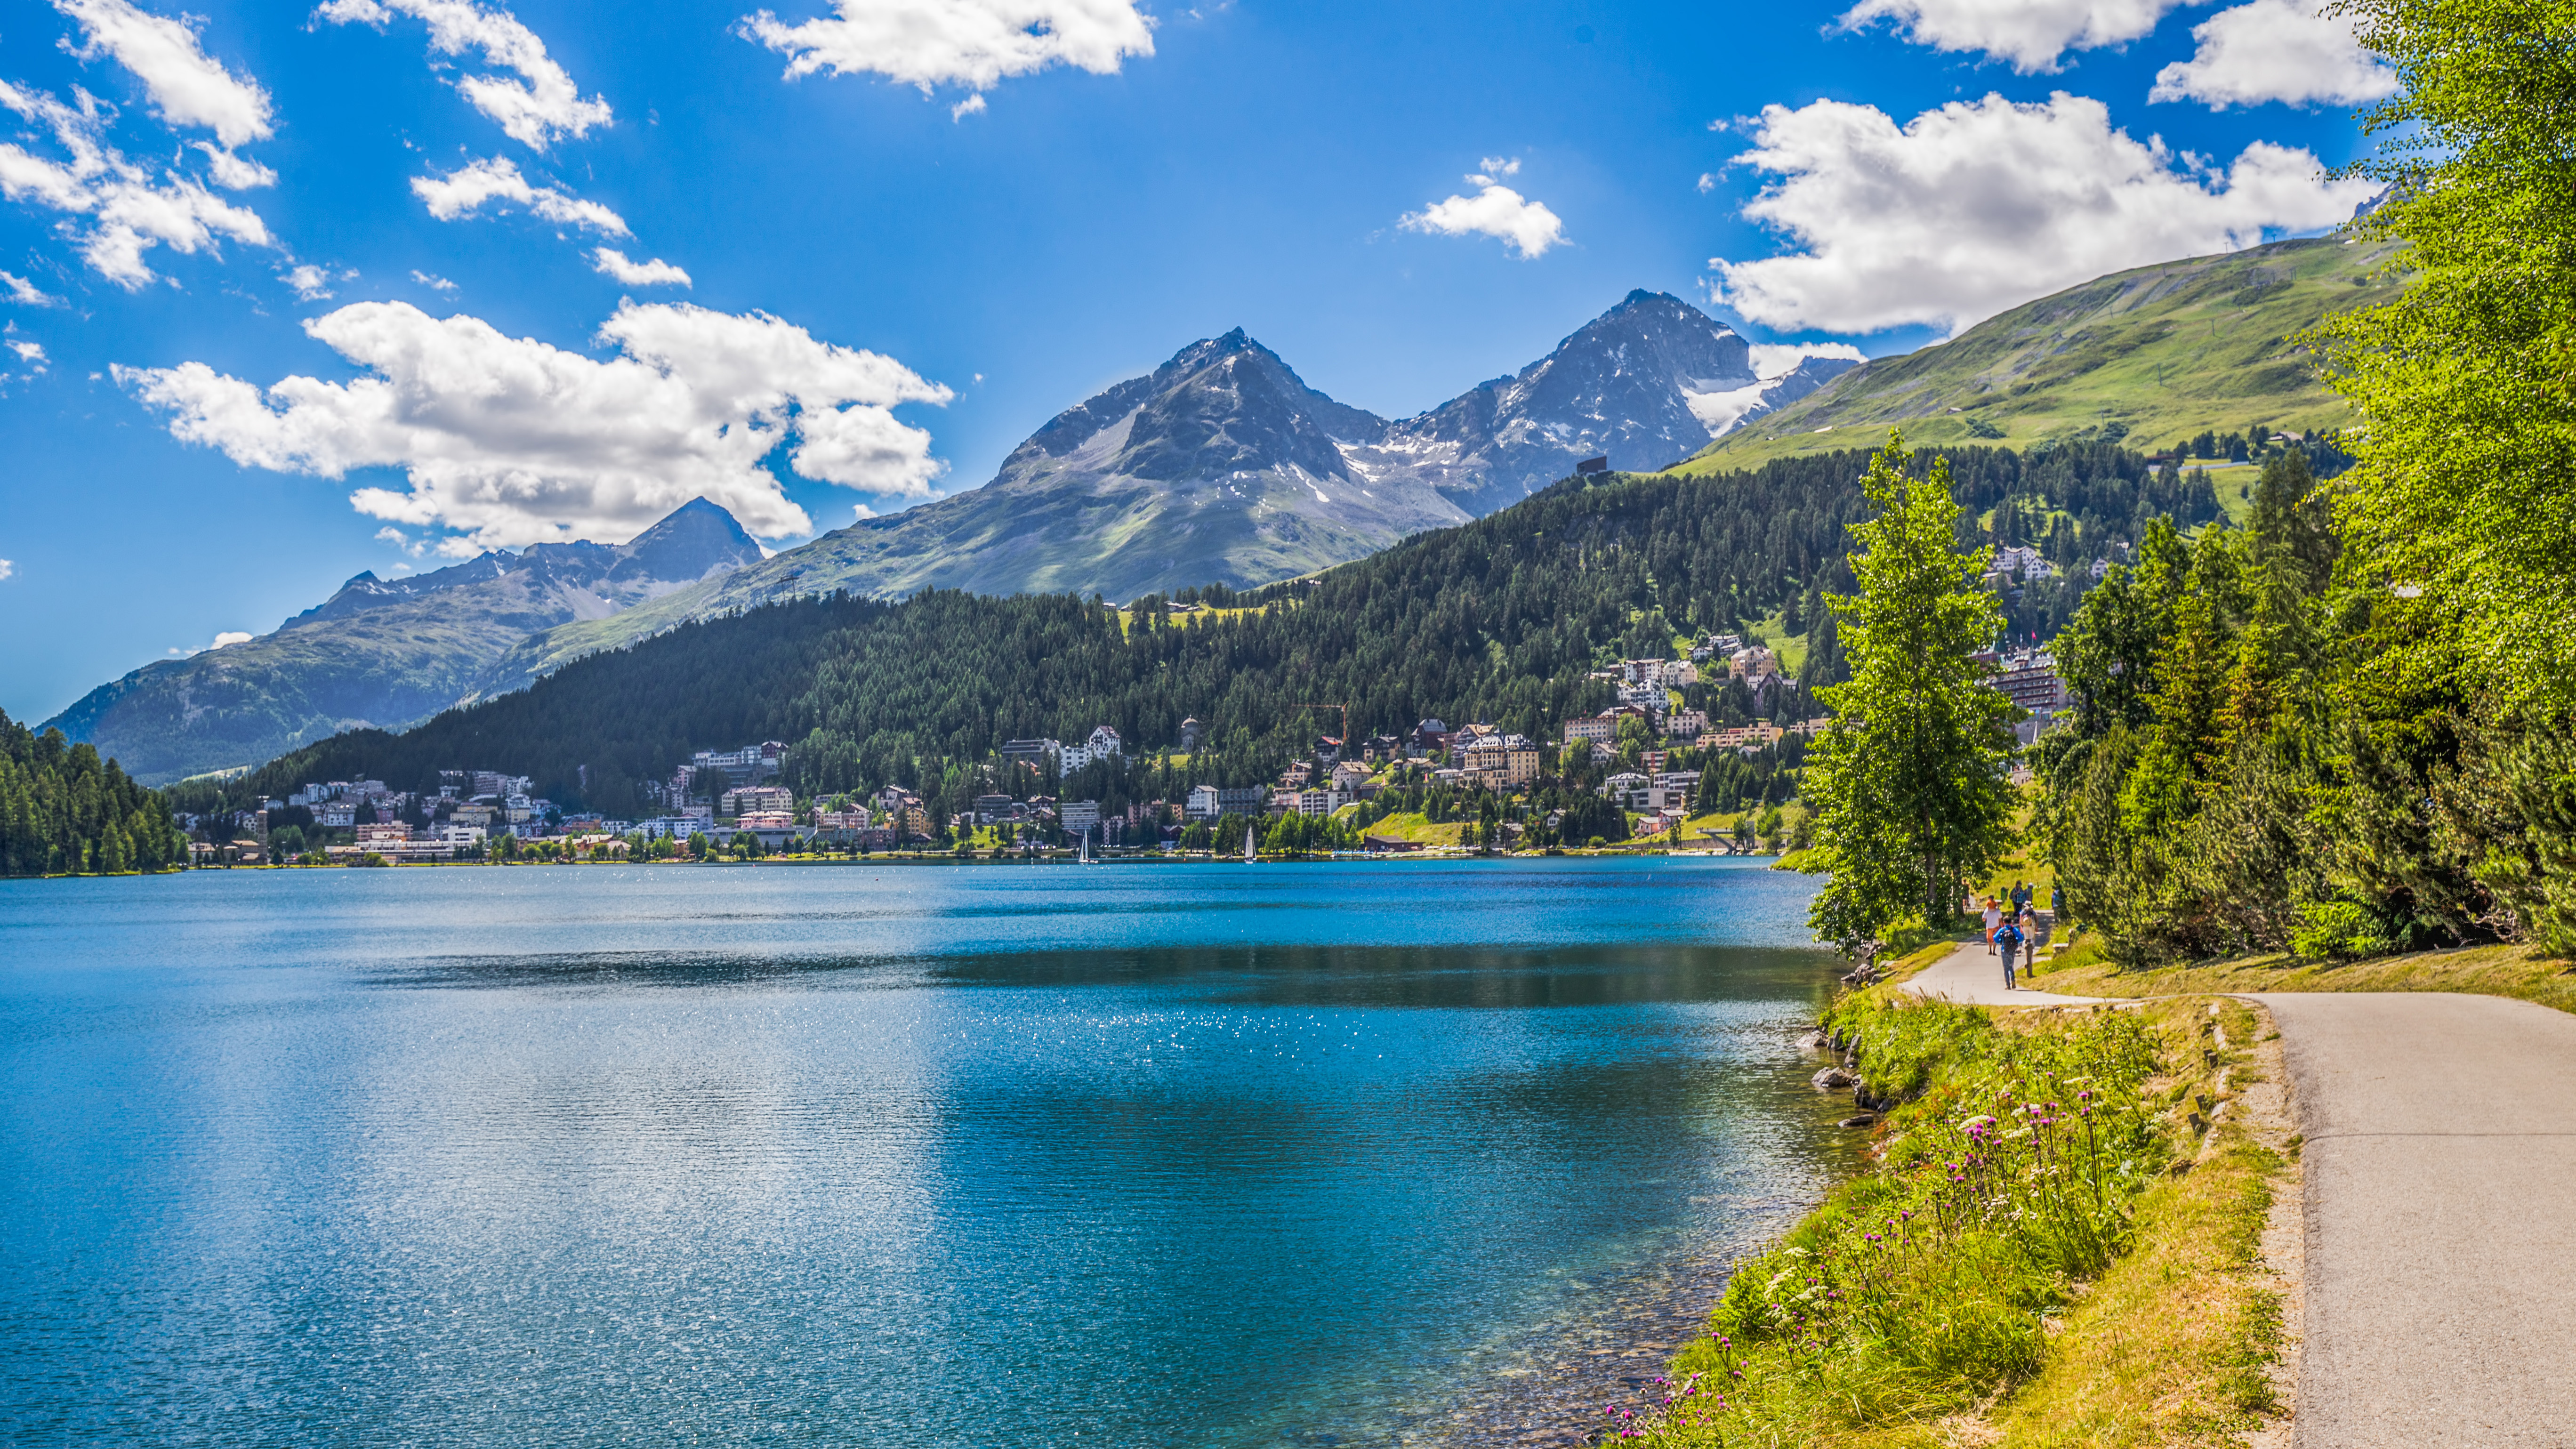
[2248,992,2576,1448]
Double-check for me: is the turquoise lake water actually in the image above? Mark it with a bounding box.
[0,857,1850,1446]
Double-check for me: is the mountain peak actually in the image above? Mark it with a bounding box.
[1352,288,1758,514]
[609,498,763,584]
[627,496,753,547]
[1160,327,1278,378]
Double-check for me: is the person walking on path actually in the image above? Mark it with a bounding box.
[1983,897,2004,955]
[1995,915,2024,989]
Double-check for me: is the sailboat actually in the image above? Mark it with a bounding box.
[1078,829,1094,865]
[1244,824,1257,864]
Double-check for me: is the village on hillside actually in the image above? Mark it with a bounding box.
[191,632,2070,867]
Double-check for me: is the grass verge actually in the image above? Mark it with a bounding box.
[1989,998,2287,1449]
[2034,940,2576,1017]
[1618,991,2287,1449]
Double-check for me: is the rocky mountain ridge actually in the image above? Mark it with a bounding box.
[44,499,763,784]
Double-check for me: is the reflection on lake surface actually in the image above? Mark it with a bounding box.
[0,858,1854,1446]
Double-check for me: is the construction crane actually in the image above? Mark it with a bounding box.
[1299,703,1349,754]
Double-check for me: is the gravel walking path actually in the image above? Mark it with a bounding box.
[1899,939,2118,1006]
[1903,945,2576,1446]
[2250,991,2576,1447]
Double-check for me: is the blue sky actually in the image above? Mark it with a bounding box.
[0,0,2391,721]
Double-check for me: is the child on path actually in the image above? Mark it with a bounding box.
[1996,916,2025,989]
[1983,897,2004,955]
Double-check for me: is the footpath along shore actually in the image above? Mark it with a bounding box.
[1907,938,2576,1448]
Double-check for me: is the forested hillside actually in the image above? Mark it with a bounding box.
[1,710,188,877]
[181,442,2207,827]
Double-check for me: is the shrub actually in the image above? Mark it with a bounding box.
[2290,899,2393,960]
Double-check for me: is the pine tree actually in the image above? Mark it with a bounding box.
[1800,436,2019,947]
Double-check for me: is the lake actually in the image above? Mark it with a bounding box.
[0,856,1852,1447]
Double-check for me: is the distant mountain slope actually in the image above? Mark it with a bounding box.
[1348,289,1762,514]
[1682,354,1864,439]
[472,330,1472,690]
[1678,237,2407,471]
[47,500,762,784]
[493,292,1772,686]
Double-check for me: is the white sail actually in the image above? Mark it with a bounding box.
[1244,825,1256,864]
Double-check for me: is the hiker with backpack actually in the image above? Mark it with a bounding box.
[1996,913,2027,989]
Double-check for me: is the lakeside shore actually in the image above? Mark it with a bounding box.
[95,843,1792,878]
[1621,985,2289,1448]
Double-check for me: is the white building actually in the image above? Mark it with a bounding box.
[720,786,794,816]
[1062,725,1124,773]
[1989,545,2054,584]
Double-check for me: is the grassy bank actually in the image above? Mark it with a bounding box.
[2032,940,2576,1017]
[1619,991,2288,1448]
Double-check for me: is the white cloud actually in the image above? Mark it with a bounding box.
[167,628,254,657]
[410,268,457,291]
[949,92,985,120]
[1747,341,1867,378]
[411,155,628,234]
[284,263,334,299]
[2150,0,2399,108]
[741,0,1154,99]
[116,299,956,550]
[1837,0,2183,71]
[0,80,273,287]
[590,247,690,287]
[315,0,612,150]
[1708,92,2377,336]
[1,270,58,305]
[8,339,47,369]
[56,0,274,148]
[191,141,274,189]
[1401,160,1566,259]
[375,524,427,555]
[0,559,13,580]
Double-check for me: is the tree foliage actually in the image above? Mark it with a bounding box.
[1802,438,2018,945]
[0,709,187,877]
[2316,0,2576,712]
[2029,6,2576,963]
